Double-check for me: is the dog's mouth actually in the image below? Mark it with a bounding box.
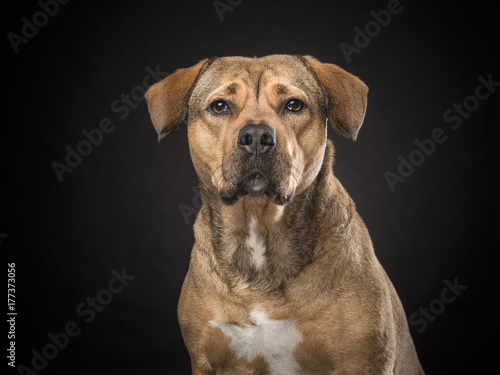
[217,149,297,206]
[219,168,293,206]
[243,172,267,193]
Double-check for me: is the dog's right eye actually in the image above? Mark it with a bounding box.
[285,99,304,112]
[209,100,230,114]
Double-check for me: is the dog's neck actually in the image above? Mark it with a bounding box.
[195,140,355,292]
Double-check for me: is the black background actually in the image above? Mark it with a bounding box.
[3,0,499,374]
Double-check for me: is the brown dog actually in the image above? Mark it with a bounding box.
[145,55,424,374]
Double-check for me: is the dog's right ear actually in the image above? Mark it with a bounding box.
[145,59,211,142]
[299,55,368,141]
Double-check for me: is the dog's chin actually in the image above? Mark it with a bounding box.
[243,172,267,193]
[219,173,292,206]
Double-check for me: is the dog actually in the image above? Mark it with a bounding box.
[145,54,424,374]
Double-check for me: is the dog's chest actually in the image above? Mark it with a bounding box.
[210,307,302,375]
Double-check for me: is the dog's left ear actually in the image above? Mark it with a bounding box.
[301,55,368,141]
[145,58,211,142]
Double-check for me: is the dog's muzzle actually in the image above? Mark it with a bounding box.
[220,124,292,206]
[236,124,276,194]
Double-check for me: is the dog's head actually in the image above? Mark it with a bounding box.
[145,55,368,206]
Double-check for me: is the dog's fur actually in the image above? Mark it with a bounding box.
[146,54,424,374]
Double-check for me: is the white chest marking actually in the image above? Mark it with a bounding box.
[247,218,266,270]
[210,308,302,375]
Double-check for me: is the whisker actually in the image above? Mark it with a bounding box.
[216,170,225,183]
[291,163,301,175]
[286,159,302,181]
[213,164,223,174]
[210,163,226,184]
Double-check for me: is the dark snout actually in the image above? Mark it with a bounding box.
[237,124,276,156]
[220,123,291,206]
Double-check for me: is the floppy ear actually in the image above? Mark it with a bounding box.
[301,55,368,141]
[145,58,210,142]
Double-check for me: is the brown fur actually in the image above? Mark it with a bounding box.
[146,54,424,374]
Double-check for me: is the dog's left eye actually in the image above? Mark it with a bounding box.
[285,99,303,112]
[210,100,230,114]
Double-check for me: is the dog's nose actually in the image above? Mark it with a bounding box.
[237,125,276,156]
